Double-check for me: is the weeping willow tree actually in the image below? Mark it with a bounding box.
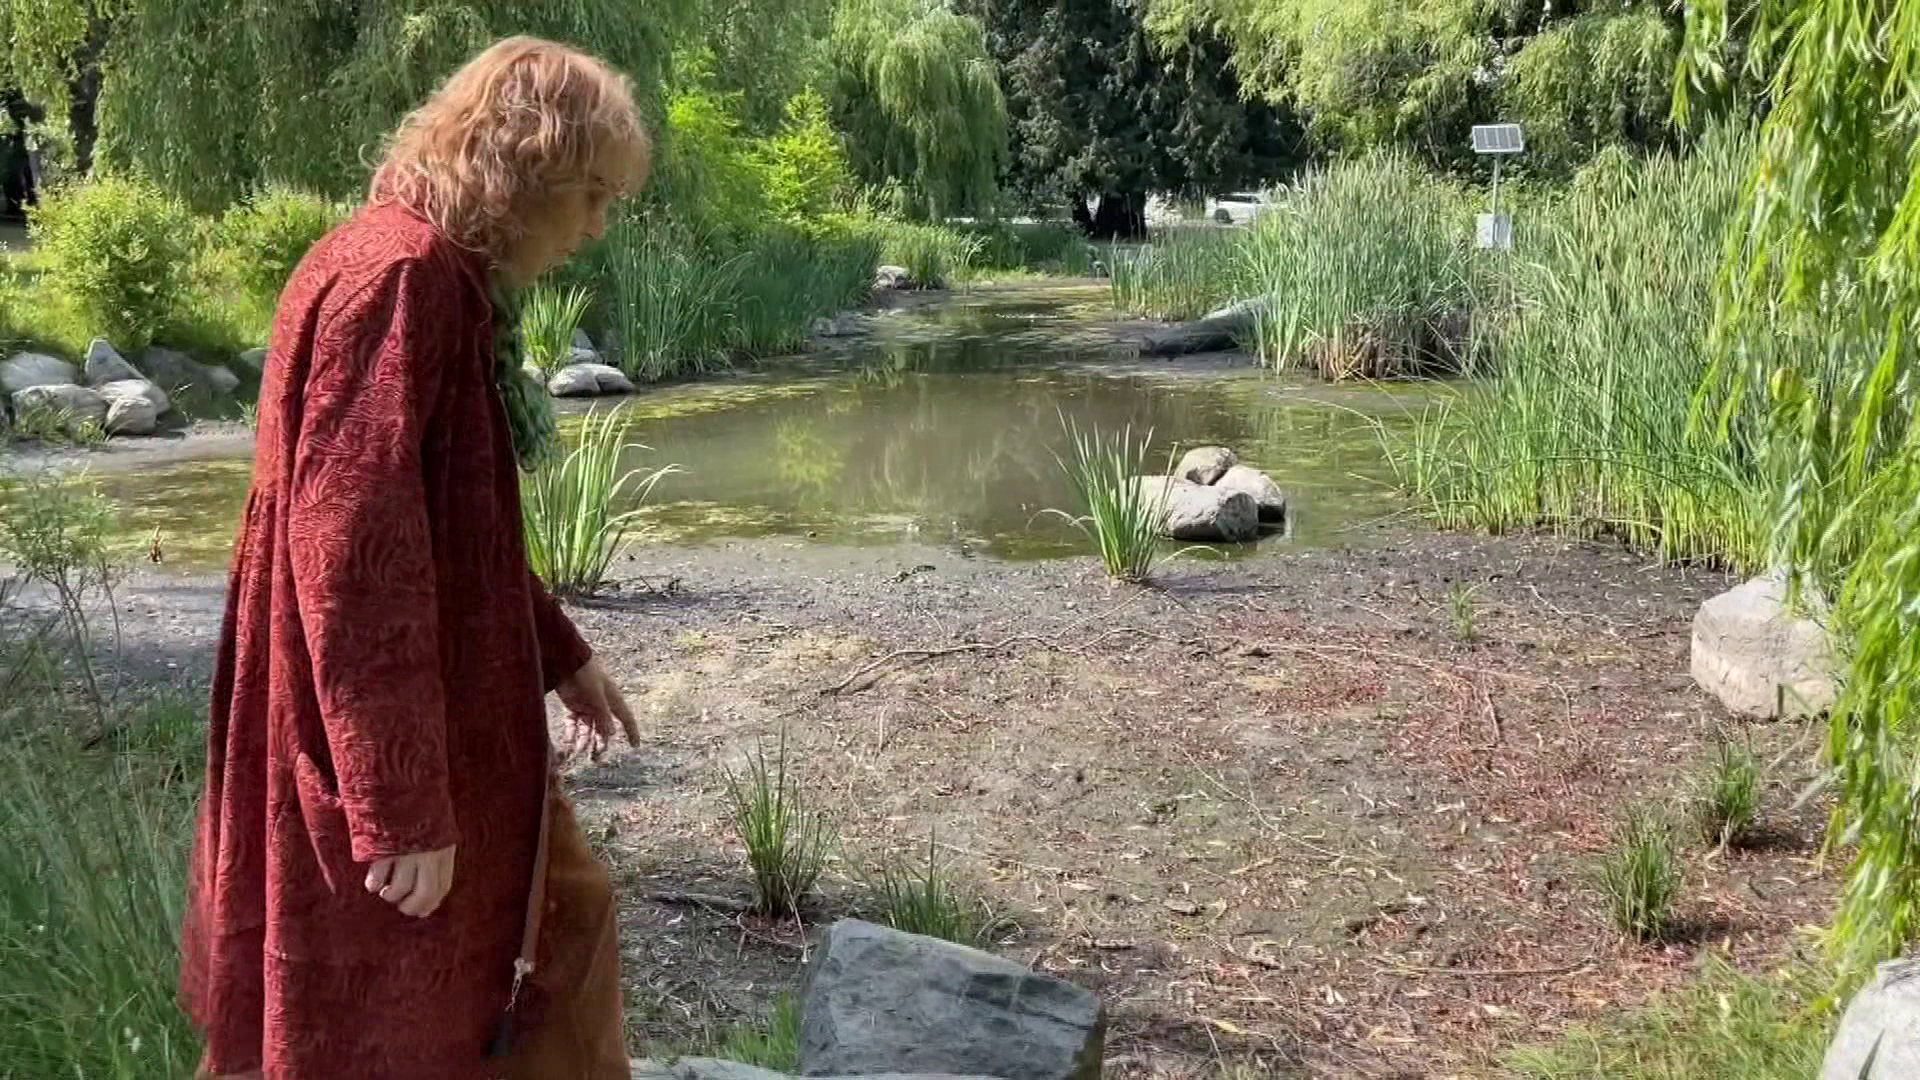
[829,0,1007,219]
[81,0,688,209]
[1682,0,1920,984]
[1148,0,1694,174]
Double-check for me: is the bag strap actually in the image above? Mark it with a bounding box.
[488,744,555,1059]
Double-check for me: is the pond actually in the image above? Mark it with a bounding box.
[74,283,1427,573]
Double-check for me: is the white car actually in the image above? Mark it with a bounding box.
[1207,192,1271,226]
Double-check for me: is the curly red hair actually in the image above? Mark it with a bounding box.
[369,36,650,259]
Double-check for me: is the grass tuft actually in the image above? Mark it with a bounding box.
[1599,805,1683,942]
[520,283,595,379]
[1047,420,1172,583]
[865,833,1000,946]
[723,729,833,918]
[519,410,676,597]
[1697,735,1762,849]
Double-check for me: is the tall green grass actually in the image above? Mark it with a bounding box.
[520,410,676,597]
[723,730,833,918]
[1391,129,1776,565]
[868,220,983,289]
[1107,227,1248,322]
[519,283,594,378]
[731,229,880,355]
[966,221,1094,277]
[1243,153,1479,379]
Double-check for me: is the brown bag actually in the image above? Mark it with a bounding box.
[489,768,630,1080]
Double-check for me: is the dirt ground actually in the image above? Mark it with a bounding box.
[526,526,1837,1079]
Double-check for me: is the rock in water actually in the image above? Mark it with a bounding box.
[1138,477,1260,542]
[1822,959,1920,1079]
[1215,464,1287,523]
[1175,446,1236,486]
[572,327,595,352]
[798,919,1105,1080]
[85,339,142,385]
[875,265,914,291]
[12,384,108,428]
[1137,299,1267,357]
[1691,575,1840,719]
[1,352,79,394]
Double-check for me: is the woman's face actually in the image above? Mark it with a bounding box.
[506,147,627,281]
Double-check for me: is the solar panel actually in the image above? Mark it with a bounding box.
[1471,124,1525,155]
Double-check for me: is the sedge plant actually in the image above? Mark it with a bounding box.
[519,410,676,597]
[1046,420,1175,583]
[1599,805,1683,942]
[723,729,833,919]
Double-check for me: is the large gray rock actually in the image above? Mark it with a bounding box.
[1137,477,1260,543]
[798,920,1104,1080]
[139,348,240,398]
[12,384,108,428]
[1822,959,1920,1079]
[2,352,78,394]
[84,340,142,386]
[1692,575,1840,719]
[1176,446,1236,485]
[235,347,269,373]
[1214,464,1287,524]
[875,264,914,291]
[812,313,867,339]
[547,362,634,398]
[572,327,596,352]
[1138,298,1267,357]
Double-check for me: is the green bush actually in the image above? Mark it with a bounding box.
[758,89,853,227]
[30,176,195,353]
[214,186,347,313]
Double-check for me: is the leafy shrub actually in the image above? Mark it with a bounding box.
[758,89,852,227]
[30,177,194,352]
[214,186,347,312]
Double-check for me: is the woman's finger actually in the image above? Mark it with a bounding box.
[400,863,442,917]
[365,858,395,895]
[610,685,641,746]
[380,860,421,906]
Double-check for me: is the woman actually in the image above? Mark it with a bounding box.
[180,37,647,1080]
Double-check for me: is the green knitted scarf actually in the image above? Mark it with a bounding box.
[489,284,560,471]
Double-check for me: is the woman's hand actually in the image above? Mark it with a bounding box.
[365,845,457,917]
[558,656,640,759]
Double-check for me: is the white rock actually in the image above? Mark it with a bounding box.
[1137,476,1260,542]
[235,347,269,373]
[1822,958,1920,1078]
[547,362,632,398]
[2,352,78,394]
[1176,446,1236,486]
[84,339,141,385]
[1691,575,1841,719]
[1215,464,1287,523]
[104,395,160,436]
[97,378,172,415]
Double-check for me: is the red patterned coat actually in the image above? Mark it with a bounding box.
[179,202,593,1079]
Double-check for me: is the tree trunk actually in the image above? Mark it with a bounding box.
[64,9,110,176]
[1070,195,1094,234]
[1087,191,1147,240]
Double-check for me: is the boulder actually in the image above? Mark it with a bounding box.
[1176,446,1236,486]
[1138,298,1267,357]
[139,348,242,398]
[236,347,269,373]
[203,362,242,396]
[12,384,108,428]
[97,378,172,416]
[1137,477,1260,543]
[875,265,914,291]
[104,395,160,436]
[84,339,142,386]
[1821,959,1920,1079]
[798,919,1104,1080]
[1691,575,1840,719]
[569,345,601,366]
[572,327,595,352]
[1,352,79,395]
[547,362,633,398]
[1215,464,1287,523]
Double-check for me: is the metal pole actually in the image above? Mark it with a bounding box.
[1491,157,1502,224]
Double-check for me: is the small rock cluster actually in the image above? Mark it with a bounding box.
[535,328,636,399]
[635,920,1105,1080]
[1136,445,1287,543]
[1,339,244,438]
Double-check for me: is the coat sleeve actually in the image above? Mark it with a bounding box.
[288,258,459,862]
[529,572,593,693]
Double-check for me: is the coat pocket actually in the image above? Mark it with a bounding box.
[290,750,351,896]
